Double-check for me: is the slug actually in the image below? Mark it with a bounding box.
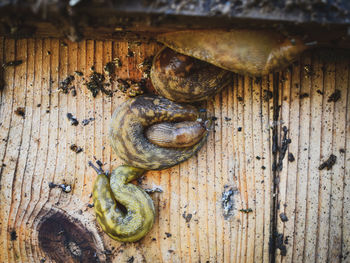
[145,120,208,148]
[92,163,155,242]
[150,47,232,102]
[109,94,208,170]
[157,29,308,76]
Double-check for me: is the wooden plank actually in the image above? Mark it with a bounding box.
[0,39,349,263]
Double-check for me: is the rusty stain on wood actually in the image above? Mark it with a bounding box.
[0,38,349,262]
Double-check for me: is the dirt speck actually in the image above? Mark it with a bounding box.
[14,107,25,118]
[328,89,341,102]
[279,213,289,222]
[319,154,337,170]
[10,229,17,241]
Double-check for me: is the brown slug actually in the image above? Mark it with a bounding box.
[157,29,308,76]
[109,94,208,170]
[91,163,155,242]
[145,120,208,148]
[150,47,232,102]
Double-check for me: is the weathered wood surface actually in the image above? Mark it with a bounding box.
[0,38,349,263]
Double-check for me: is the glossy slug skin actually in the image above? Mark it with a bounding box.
[145,121,207,148]
[109,94,208,170]
[157,30,308,76]
[93,165,155,242]
[151,47,232,102]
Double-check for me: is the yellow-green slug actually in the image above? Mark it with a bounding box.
[151,47,232,102]
[109,94,208,170]
[91,163,155,242]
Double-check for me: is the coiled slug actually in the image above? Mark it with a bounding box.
[151,47,232,102]
[157,29,308,76]
[109,94,208,170]
[92,164,155,242]
[145,120,208,148]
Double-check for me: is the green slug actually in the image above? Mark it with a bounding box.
[150,47,232,102]
[157,29,308,76]
[91,163,155,242]
[109,94,208,170]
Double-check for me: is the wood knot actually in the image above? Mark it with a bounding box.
[38,209,106,262]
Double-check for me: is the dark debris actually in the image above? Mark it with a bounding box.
[328,89,341,102]
[70,144,83,153]
[288,153,295,162]
[279,213,289,222]
[239,208,253,213]
[14,107,25,118]
[117,78,145,97]
[67,113,79,126]
[10,230,17,241]
[263,89,273,101]
[85,71,114,97]
[182,212,192,223]
[319,154,337,170]
[82,118,95,126]
[58,75,75,94]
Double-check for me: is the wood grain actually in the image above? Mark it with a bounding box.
[0,39,349,263]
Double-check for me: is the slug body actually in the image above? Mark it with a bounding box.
[146,121,207,148]
[93,165,155,242]
[157,30,308,76]
[109,94,208,170]
[151,47,232,102]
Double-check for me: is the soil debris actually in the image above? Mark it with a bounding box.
[82,118,95,126]
[70,144,83,153]
[66,113,79,126]
[14,107,25,118]
[127,256,134,263]
[58,75,75,94]
[288,153,295,162]
[182,212,192,223]
[85,71,114,97]
[116,78,145,97]
[239,208,253,213]
[10,230,17,241]
[138,56,153,79]
[279,213,288,222]
[328,89,341,102]
[165,232,172,238]
[103,62,115,76]
[263,89,273,101]
[318,154,337,170]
